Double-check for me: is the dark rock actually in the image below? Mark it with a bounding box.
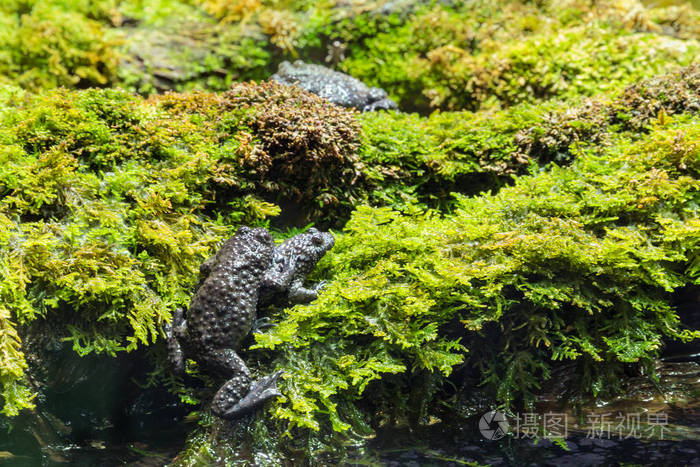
[565,441,579,451]
[545,452,606,467]
[591,438,618,449]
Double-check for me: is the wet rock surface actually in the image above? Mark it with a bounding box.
[0,334,187,466]
[118,20,269,94]
[271,60,397,111]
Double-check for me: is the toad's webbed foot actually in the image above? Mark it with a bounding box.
[362,98,398,112]
[252,316,275,333]
[213,371,283,419]
[288,280,327,304]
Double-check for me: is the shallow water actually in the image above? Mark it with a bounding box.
[352,365,700,465]
[2,358,697,466]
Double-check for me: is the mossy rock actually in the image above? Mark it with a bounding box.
[116,18,271,94]
[0,82,361,416]
[244,115,699,460]
[167,108,700,464]
[358,64,700,210]
[1,63,698,420]
[0,1,698,461]
[611,63,700,130]
[517,63,700,163]
[1,0,698,111]
[335,0,700,112]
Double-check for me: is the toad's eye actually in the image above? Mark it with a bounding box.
[311,234,324,246]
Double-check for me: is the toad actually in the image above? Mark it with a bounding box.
[271,60,397,112]
[165,226,334,418]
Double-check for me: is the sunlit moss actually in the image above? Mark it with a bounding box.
[335,0,700,111]
[0,2,119,91]
[256,115,699,440]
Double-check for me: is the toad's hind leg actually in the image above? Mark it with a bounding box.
[165,307,187,375]
[204,349,283,419]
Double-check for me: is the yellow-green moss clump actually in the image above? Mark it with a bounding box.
[358,65,700,210]
[0,2,119,91]
[333,0,700,111]
[0,82,361,416]
[254,115,699,444]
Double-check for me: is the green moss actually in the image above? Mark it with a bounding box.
[358,105,542,209]
[114,0,327,94]
[119,0,205,26]
[0,0,275,94]
[0,82,361,416]
[0,2,119,91]
[358,64,700,211]
[337,1,700,111]
[0,285,34,416]
[254,116,699,441]
[611,63,700,130]
[2,61,695,418]
[1,0,695,106]
[111,0,699,103]
[518,64,700,162]
[0,1,696,461]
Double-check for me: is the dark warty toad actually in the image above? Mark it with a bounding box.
[165,226,334,418]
